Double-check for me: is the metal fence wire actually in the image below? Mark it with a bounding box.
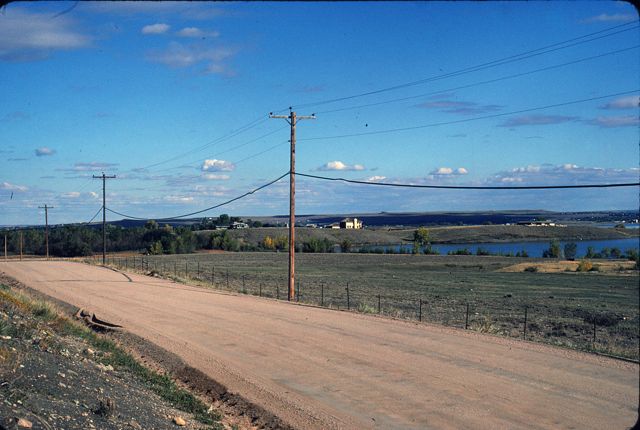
[102,255,639,361]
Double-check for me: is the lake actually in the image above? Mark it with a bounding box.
[358,237,639,258]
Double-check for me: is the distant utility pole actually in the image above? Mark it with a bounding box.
[93,172,116,265]
[269,109,315,301]
[38,204,54,260]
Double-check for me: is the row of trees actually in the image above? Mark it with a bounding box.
[1,221,200,257]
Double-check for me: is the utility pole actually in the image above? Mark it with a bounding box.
[38,204,54,260]
[270,109,315,301]
[93,172,116,265]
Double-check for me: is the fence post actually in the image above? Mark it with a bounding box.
[465,303,469,329]
[523,306,528,340]
[346,283,350,311]
[185,261,188,277]
[242,274,246,292]
[197,261,200,278]
[276,284,279,300]
[226,270,229,288]
[419,299,423,322]
[296,281,300,302]
[211,266,215,285]
[174,261,177,276]
[321,282,324,307]
[259,283,262,297]
[592,319,596,343]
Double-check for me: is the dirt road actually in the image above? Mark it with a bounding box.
[1,261,637,429]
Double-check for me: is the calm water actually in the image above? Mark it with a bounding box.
[359,237,639,258]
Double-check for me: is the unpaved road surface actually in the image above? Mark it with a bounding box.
[2,261,638,429]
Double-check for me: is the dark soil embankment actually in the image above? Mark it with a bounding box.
[0,282,225,430]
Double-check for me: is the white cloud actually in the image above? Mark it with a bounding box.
[177,27,203,37]
[201,159,235,172]
[366,176,387,182]
[587,116,640,128]
[600,95,639,110]
[429,167,468,175]
[491,164,640,186]
[316,161,365,171]
[61,191,81,199]
[164,195,195,203]
[582,13,637,23]
[512,165,541,173]
[141,23,170,35]
[146,41,235,75]
[203,173,230,180]
[176,27,219,38]
[57,162,118,172]
[0,7,91,62]
[89,191,99,198]
[0,182,28,192]
[35,147,56,157]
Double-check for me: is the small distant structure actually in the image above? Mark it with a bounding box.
[229,221,249,229]
[517,220,565,227]
[339,217,363,229]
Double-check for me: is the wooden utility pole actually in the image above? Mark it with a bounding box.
[93,172,116,265]
[270,109,315,301]
[38,204,54,259]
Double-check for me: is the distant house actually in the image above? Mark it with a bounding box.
[516,220,564,227]
[339,217,363,229]
[230,221,249,229]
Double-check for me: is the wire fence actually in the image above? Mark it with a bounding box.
[91,254,639,362]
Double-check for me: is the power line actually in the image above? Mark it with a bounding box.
[300,89,640,141]
[139,116,269,171]
[315,45,640,115]
[105,171,290,221]
[292,21,638,110]
[296,172,640,190]
[84,207,103,225]
[146,125,289,175]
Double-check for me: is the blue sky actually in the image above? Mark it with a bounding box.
[1,1,638,225]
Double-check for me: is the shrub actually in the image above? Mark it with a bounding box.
[423,245,440,255]
[523,266,538,273]
[262,236,275,250]
[448,248,472,255]
[542,240,562,258]
[564,242,577,261]
[576,260,593,272]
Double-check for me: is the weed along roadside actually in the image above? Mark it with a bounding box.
[96,252,640,361]
[0,280,249,430]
